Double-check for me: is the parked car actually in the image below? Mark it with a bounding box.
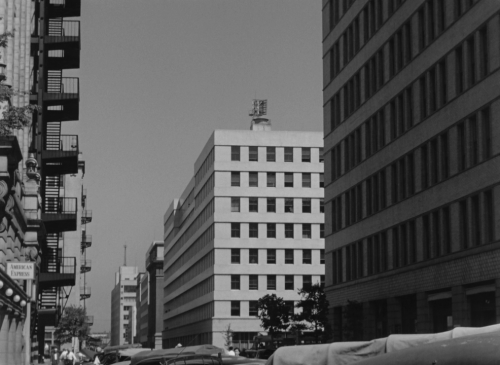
[133,353,266,365]
[99,348,147,365]
[242,349,275,360]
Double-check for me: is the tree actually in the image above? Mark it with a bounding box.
[222,324,233,348]
[342,300,363,341]
[294,283,331,343]
[54,305,90,346]
[257,294,290,342]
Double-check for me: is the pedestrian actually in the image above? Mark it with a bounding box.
[60,349,68,365]
[234,348,240,356]
[66,348,76,365]
[227,346,235,356]
[51,348,58,365]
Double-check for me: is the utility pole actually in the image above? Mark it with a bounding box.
[124,244,127,266]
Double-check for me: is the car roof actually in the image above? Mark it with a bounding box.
[130,345,223,365]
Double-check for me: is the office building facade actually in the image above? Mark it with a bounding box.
[322,0,500,340]
[163,121,325,348]
[110,266,138,346]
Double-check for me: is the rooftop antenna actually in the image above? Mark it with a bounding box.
[124,244,127,266]
[249,99,271,131]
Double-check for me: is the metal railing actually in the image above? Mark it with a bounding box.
[80,286,91,298]
[41,256,76,275]
[45,134,79,152]
[81,210,92,223]
[48,19,80,38]
[85,315,94,325]
[81,234,92,248]
[81,259,91,268]
[44,197,77,214]
[46,76,79,95]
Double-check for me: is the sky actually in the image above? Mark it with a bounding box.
[69,0,324,333]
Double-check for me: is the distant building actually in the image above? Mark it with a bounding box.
[110,266,139,346]
[136,272,147,345]
[322,0,500,340]
[163,119,325,348]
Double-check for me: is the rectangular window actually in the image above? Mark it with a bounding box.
[479,26,488,79]
[231,197,240,212]
[231,249,240,264]
[285,173,294,187]
[249,146,258,161]
[267,147,276,162]
[249,248,258,263]
[284,147,293,162]
[231,275,240,290]
[456,45,464,93]
[285,198,294,213]
[249,197,258,212]
[320,224,325,238]
[459,199,468,249]
[467,36,476,87]
[421,144,428,189]
[267,275,277,290]
[285,275,294,290]
[285,249,294,264]
[303,275,312,289]
[267,172,276,187]
[249,301,258,316]
[231,146,240,161]
[302,173,311,188]
[484,190,494,243]
[423,214,431,258]
[320,249,325,264]
[302,148,311,162]
[285,223,294,238]
[249,223,258,238]
[458,122,466,171]
[320,199,324,213]
[231,172,240,187]
[249,172,258,187]
[302,224,312,239]
[267,198,276,213]
[319,148,324,163]
[231,301,240,316]
[231,223,240,238]
[302,198,311,213]
[319,173,324,188]
[249,275,258,290]
[267,224,276,238]
[470,116,478,166]
[482,107,491,160]
[303,249,312,264]
[420,75,427,120]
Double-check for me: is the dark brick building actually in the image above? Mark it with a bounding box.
[322,0,500,340]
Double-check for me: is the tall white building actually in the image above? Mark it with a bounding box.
[163,119,325,348]
[110,266,139,346]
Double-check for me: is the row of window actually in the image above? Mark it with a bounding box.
[231,197,324,214]
[331,105,492,232]
[328,1,485,135]
[230,275,325,292]
[230,223,324,239]
[230,172,324,188]
[231,146,324,163]
[230,248,325,265]
[231,300,296,317]
[332,188,495,284]
[329,22,491,182]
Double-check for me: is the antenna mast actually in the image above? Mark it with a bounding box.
[124,244,127,266]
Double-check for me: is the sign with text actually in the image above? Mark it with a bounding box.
[6,262,35,280]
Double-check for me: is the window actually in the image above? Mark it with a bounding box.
[302,148,311,162]
[267,275,277,290]
[320,249,325,264]
[249,223,258,238]
[319,148,324,163]
[284,147,293,162]
[285,223,294,238]
[249,146,258,161]
[320,199,324,213]
[320,224,325,238]
[231,172,240,187]
[302,173,311,188]
[285,173,294,187]
[231,146,240,161]
[285,198,294,213]
[267,198,276,213]
[231,223,240,238]
[231,275,240,290]
[285,249,294,264]
[302,224,312,239]
[456,45,464,94]
[267,147,276,162]
[231,249,240,264]
[249,275,258,290]
[249,172,258,187]
[267,249,276,264]
[303,275,312,289]
[231,301,240,316]
[303,249,312,264]
[302,198,311,213]
[249,197,258,212]
[267,172,276,187]
[285,275,294,290]
[321,275,325,287]
[249,301,258,316]
[231,197,240,212]
[249,249,258,263]
[320,173,324,188]
[267,223,276,238]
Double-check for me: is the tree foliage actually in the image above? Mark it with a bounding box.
[294,283,331,343]
[222,324,233,348]
[54,305,90,345]
[342,300,363,341]
[257,294,290,340]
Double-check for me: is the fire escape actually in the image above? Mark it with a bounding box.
[30,0,81,358]
[80,186,92,304]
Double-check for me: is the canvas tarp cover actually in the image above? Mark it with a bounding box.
[265,324,500,365]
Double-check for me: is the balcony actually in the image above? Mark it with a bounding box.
[81,187,86,208]
[81,234,92,251]
[42,134,79,175]
[85,315,94,326]
[42,197,77,233]
[48,0,81,18]
[81,210,92,224]
[80,286,91,300]
[80,259,91,273]
[39,257,76,289]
